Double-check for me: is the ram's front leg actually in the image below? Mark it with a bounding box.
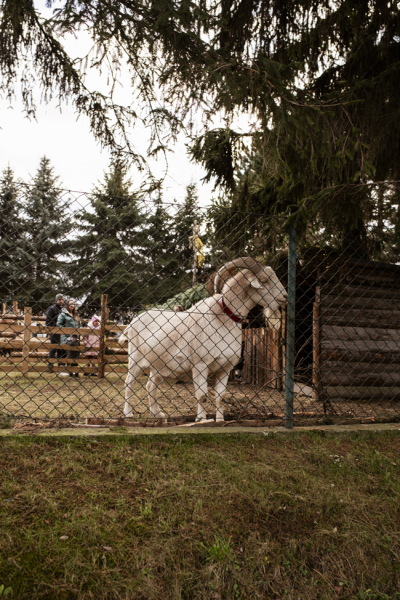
[124,362,143,418]
[192,363,209,422]
[214,368,230,422]
[147,372,166,419]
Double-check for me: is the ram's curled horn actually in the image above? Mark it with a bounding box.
[214,257,265,293]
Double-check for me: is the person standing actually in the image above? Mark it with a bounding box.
[83,315,101,376]
[46,294,65,370]
[57,300,81,377]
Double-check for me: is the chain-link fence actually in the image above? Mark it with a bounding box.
[1,180,400,429]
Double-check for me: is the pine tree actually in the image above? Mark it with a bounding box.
[0,166,24,300]
[19,157,71,307]
[139,193,183,305]
[72,160,147,310]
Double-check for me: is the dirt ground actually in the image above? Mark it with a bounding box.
[1,371,400,422]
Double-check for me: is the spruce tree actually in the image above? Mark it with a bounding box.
[0,166,24,301]
[139,194,182,305]
[72,160,147,310]
[20,157,71,308]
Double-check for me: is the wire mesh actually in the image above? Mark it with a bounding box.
[1,180,400,428]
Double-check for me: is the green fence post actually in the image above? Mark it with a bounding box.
[285,225,297,429]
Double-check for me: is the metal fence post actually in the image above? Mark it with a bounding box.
[285,225,297,429]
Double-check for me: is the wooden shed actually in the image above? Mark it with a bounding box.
[238,257,400,408]
[312,259,400,406]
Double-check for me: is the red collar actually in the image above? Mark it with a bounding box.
[218,297,242,323]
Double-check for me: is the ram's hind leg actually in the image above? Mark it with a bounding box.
[214,368,230,422]
[124,363,143,418]
[192,364,209,422]
[147,372,166,419]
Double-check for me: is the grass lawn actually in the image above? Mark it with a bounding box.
[0,431,400,599]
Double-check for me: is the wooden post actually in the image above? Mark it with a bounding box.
[97,294,108,378]
[22,307,32,374]
[13,301,18,316]
[312,286,321,402]
[2,303,6,315]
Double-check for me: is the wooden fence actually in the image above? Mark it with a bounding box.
[0,295,128,377]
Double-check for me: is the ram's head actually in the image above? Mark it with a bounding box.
[214,257,287,331]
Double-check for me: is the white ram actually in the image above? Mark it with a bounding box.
[120,258,287,422]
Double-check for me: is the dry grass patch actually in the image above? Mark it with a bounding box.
[2,372,399,425]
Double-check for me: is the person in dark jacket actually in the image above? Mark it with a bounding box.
[65,334,80,378]
[57,301,81,377]
[46,294,65,369]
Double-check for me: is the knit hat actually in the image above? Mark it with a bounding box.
[89,315,101,328]
[56,294,64,301]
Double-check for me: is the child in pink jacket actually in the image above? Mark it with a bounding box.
[83,315,101,375]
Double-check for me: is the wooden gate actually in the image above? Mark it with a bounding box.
[241,327,285,389]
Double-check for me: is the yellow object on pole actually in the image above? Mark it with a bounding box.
[194,237,204,266]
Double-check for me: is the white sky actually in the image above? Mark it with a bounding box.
[0,1,217,207]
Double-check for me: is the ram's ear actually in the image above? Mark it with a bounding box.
[248,276,263,289]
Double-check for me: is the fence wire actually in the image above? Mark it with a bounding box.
[1,181,400,428]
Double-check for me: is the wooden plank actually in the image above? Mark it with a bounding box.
[321,349,400,364]
[0,365,96,374]
[261,329,268,386]
[29,325,93,335]
[242,330,250,383]
[321,371,400,386]
[342,273,400,288]
[321,296,400,312]
[321,308,400,329]
[0,324,89,334]
[0,313,46,321]
[321,361,400,373]
[322,324,400,343]
[104,366,127,373]
[98,294,107,379]
[0,341,86,351]
[13,301,18,316]
[326,386,400,400]
[321,285,400,299]
[270,329,277,386]
[261,330,266,386]
[322,339,400,353]
[0,324,24,333]
[0,356,128,365]
[22,307,31,374]
[106,325,126,333]
[0,339,126,351]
